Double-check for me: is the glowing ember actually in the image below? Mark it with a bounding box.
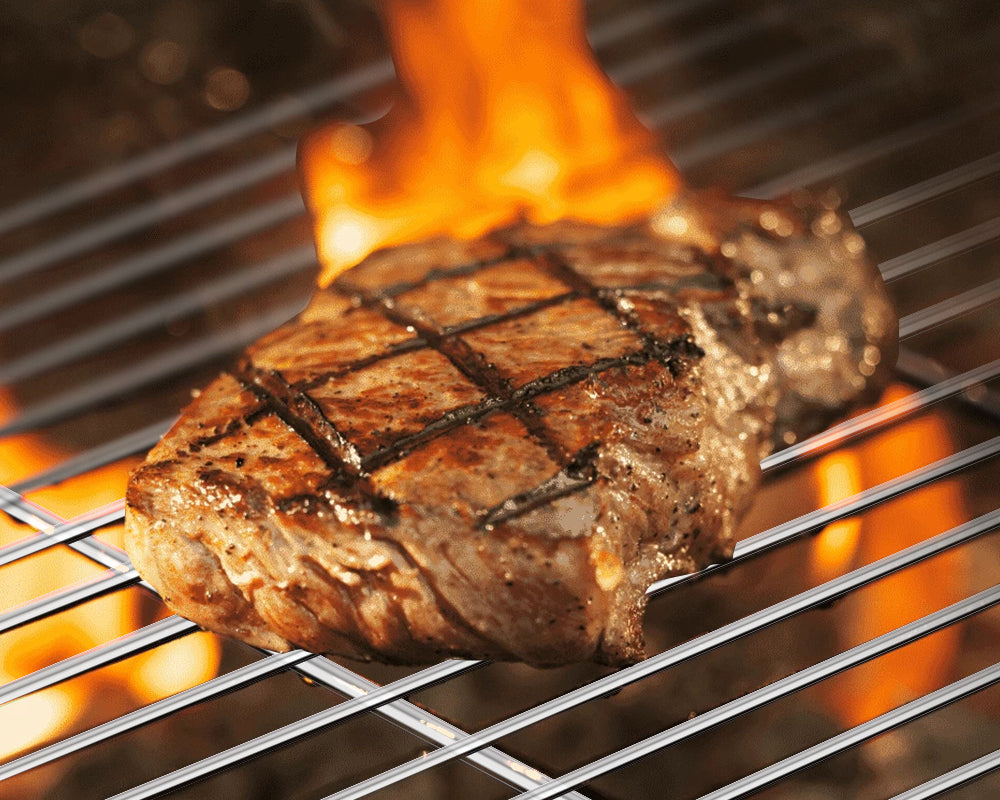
[811,384,966,728]
[299,0,680,285]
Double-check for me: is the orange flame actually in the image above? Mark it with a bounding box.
[811,384,966,728]
[299,0,680,285]
[0,389,220,768]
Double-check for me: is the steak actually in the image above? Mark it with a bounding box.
[124,190,896,666]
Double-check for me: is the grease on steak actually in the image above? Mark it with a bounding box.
[125,191,896,666]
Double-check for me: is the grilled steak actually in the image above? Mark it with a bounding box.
[125,190,896,666]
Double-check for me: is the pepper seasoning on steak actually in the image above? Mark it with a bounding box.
[125,190,896,666]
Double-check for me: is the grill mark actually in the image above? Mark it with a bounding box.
[440,290,578,336]
[291,291,578,392]
[480,442,600,529]
[360,342,679,471]
[232,362,397,517]
[293,337,428,391]
[372,295,573,467]
[333,250,513,303]
[532,247,706,375]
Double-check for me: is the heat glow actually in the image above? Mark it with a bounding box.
[0,389,220,771]
[811,384,966,728]
[300,0,680,285]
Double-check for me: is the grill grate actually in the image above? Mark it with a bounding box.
[1,1,999,798]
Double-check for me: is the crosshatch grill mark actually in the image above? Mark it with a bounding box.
[232,361,398,517]
[241,240,708,527]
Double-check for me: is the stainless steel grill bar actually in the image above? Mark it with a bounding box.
[747,92,1000,199]
[108,659,483,800]
[509,587,1000,800]
[3,188,988,441]
[899,275,1000,340]
[7,417,175,495]
[0,148,299,284]
[644,39,853,128]
[0,300,306,438]
[896,348,1000,421]
[3,425,994,795]
[673,70,900,170]
[0,244,316,385]
[648,435,1000,596]
[0,59,395,238]
[12,347,998,499]
[0,42,905,395]
[0,567,140,635]
[849,150,1000,227]
[0,650,317,783]
[0,616,198,707]
[324,511,1000,800]
[0,195,305,335]
[880,216,1000,283]
[0,487,132,571]
[0,501,124,568]
[760,356,1000,471]
[603,1,798,89]
[697,662,1000,800]
[889,749,1000,800]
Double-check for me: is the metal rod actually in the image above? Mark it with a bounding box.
[0,245,317,385]
[0,195,306,335]
[0,148,298,284]
[850,150,1000,227]
[880,216,1000,283]
[0,501,125,568]
[0,60,394,238]
[887,749,1000,800]
[649,435,1000,596]
[696,664,1000,800]
[8,417,175,495]
[0,300,307,438]
[746,92,1000,199]
[322,511,1000,800]
[4,435,993,792]
[761,357,1000,471]
[0,486,132,571]
[645,39,854,127]
[0,484,586,798]
[895,347,1000,420]
[508,588,1000,800]
[0,0,721,238]
[0,616,198,707]
[0,1,790,335]
[0,567,140,635]
[899,274,1000,339]
[0,650,317,782]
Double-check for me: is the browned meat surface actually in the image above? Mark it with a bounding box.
[124,190,896,666]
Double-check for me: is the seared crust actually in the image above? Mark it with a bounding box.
[125,190,896,666]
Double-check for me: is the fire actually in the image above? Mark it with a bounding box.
[0,389,220,768]
[811,384,966,728]
[299,0,680,285]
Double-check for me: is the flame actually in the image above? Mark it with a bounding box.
[300,0,680,285]
[0,389,221,766]
[810,384,966,728]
